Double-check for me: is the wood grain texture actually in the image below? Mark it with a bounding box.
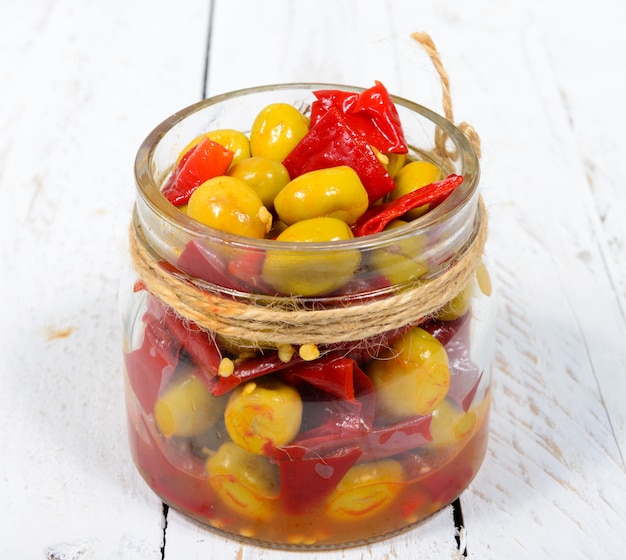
[0,1,209,557]
[1,0,624,558]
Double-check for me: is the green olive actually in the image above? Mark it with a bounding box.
[153,371,225,438]
[274,166,369,226]
[434,280,474,321]
[427,398,477,447]
[366,327,450,418]
[187,176,271,238]
[262,217,361,296]
[250,103,309,162]
[224,378,303,455]
[388,161,443,219]
[206,441,279,520]
[227,156,291,209]
[369,220,429,284]
[325,459,404,521]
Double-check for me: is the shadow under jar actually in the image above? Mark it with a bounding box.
[120,83,495,549]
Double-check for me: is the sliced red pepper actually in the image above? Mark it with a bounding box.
[177,240,247,292]
[280,356,363,402]
[211,352,303,396]
[146,294,222,383]
[311,81,408,154]
[352,173,464,236]
[273,445,362,514]
[280,357,375,439]
[282,107,396,204]
[227,250,274,294]
[161,136,234,206]
[124,311,180,412]
[289,413,432,464]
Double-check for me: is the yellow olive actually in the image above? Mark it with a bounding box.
[274,166,369,226]
[227,156,291,209]
[385,153,407,178]
[262,217,361,296]
[369,220,428,284]
[250,103,309,162]
[366,327,450,418]
[206,441,279,520]
[153,372,225,438]
[428,398,477,447]
[434,280,474,321]
[187,176,271,238]
[388,161,443,219]
[325,459,404,521]
[224,378,303,455]
[476,261,492,296]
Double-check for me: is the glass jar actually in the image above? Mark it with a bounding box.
[121,83,495,549]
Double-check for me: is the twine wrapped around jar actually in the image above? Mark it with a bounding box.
[128,31,486,347]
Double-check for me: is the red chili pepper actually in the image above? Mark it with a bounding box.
[287,413,432,464]
[279,356,375,436]
[352,174,464,237]
[123,311,180,412]
[161,136,234,206]
[311,81,408,154]
[177,240,249,292]
[282,107,397,204]
[211,352,304,396]
[273,445,362,515]
[146,294,222,382]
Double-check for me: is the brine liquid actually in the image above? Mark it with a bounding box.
[126,382,489,548]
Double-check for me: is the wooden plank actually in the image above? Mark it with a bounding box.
[0,1,209,557]
[202,0,626,558]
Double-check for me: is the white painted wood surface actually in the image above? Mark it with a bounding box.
[1,1,625,558]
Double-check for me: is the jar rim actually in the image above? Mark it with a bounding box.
[134,82,480,253]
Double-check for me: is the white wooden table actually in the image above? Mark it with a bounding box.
[2,1,625,558]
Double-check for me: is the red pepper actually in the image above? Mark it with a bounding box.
[123,311,180,412]
[177,240,248,292]
[282,107,397,204]
[211,352,303,396]
[352,174,464,236]
[161,136,234,206]
[311,81,408,154]
[288,413,432,464]
[273,445,362,514]
[280,356,376,437]
[146,295,222,383]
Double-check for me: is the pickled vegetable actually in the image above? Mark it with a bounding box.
[227,156,290,209]
[186,176,271,238]
[262,217,361,296]
[427,398,477,447]
[325,459,404,521]
[369,220,429,284]
[224,378,303,455]
[154,370,225,438]
[250,103,310,162]
[366,327,450,419]
[206,441,279,520]
[389,160,442,219]
[273,166,369,226]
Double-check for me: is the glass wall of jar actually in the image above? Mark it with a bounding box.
[120,84,495,549]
